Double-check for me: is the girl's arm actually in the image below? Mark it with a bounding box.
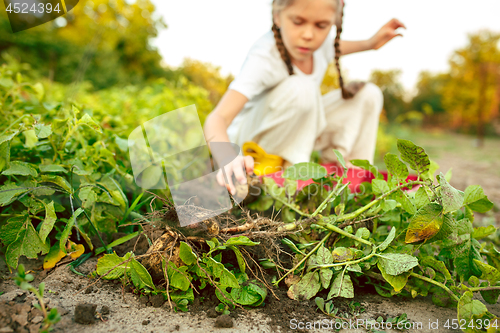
[339,40,373,56]
[204,89,254,194]
[204,89,248,147]
[339,18,406,56]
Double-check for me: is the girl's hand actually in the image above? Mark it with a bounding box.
[216,155,254,195]
[369,18,406,50]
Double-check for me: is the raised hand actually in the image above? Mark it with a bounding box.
[369,18,406,50]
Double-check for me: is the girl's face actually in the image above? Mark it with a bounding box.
[274,0,336,63]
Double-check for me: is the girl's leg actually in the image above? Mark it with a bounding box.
[313,82,384,164]
[230,75,326,165]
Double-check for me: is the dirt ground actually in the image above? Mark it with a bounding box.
[1,130,500,333]
[3,255,498,333]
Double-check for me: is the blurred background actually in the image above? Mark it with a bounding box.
[0,0,499,225]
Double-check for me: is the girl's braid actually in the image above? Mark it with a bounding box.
[335,0,365,99]
[272,21,294,75]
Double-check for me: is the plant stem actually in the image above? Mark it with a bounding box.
[0,114,30,136]
[273,231,333,286]
[469,286,500,292]
[331,181,428,224]
[311,183,348,218]
[312,248,377,269]
[410,272,459,302]
[316,220,373,246]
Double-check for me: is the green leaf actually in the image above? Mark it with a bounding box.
[473,260,500,285]
[458,291,490,331]
[333,149,346,170]
[464,185,494,213]
[281,207,296,223]
[451,237,482,281]
[437,173,464,214]
[96,252,132,279]
[372,179,389,195]
[384,153,409,182]
[229,246,246,273]
[179,242,197,266]
[350,159,383,179]
[0,141,10,173]
[230,280,267,307]
[319,269,333,289]
[405,203,444,244]
[289,271,321,300]
[316,245,333,265]
[377,253,418,275]
[347,264,362,273]
[0,183,28,206]
[479,281,500,305]
[0,216,25,246]
[420,256,452,281]
[224,236,260,247]
[39,165,67,173]
[94,231,141,255]
[39,201,57,243]
[23,130,37,148]
[472,225,496,240]
[327,272,354,299]
[205,257,240,288]
[393,189,416,215]
[6,217,49,269]
[377,227,396,252]
[78,114,102,133]
[78,186,97,209]
[247,195,274,211]
[59,208,84,253]
[315,297,325,311]
[414,187,431,210]
[282,162,327,181]
[396,139,430,176]
[166,261,191,291]
[40,175,73,194]
[2,161,38,177]
[0,131,18,145]
[378,262,410,292]
[34,124,52,139]
[381,199,397,212]
[331,247,355,263]
[32,82,44,100]
[128,258,155,290]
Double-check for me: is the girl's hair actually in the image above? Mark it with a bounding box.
[272,0,365,99]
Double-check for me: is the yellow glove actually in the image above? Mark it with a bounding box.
[242,142,284,176]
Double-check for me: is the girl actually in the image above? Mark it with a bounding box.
[204,0,405,195]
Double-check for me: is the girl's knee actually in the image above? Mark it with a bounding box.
[357,82,384,115]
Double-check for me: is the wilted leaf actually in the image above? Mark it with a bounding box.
[288,271,321,301]
[473,260,500,285]
[96,252,132,279]
[327,273,354,299]
[283,162,327,181]
[377,253,418,276]
[378,262,410,292]
[224,236,260,247]
[384,153,409,182]
[396,139,430,176]
[43,243,66,270]
[437,173,464,214]
[405,203,444,244]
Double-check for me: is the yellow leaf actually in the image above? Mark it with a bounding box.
[43,244,66,270]
[67,241,85,259]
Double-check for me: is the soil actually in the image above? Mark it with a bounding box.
[1,132,500,333]
[2,250,500,333]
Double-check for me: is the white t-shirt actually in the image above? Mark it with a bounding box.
[227,30,336,140]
